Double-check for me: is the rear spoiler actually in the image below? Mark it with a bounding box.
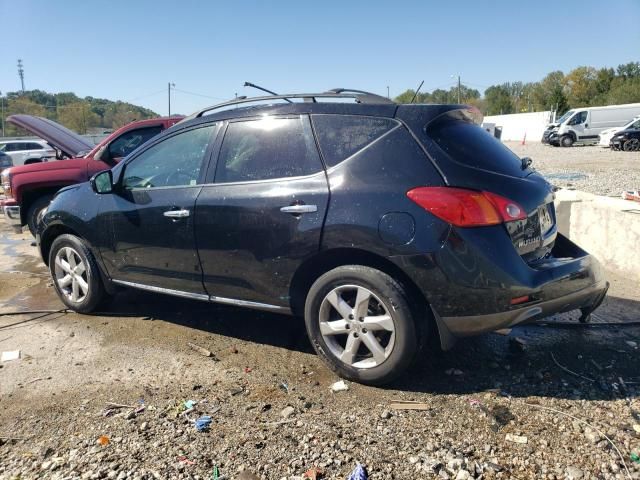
[395,104,483,132]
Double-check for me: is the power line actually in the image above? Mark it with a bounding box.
[172,88,226,101]
[127,88,167,102]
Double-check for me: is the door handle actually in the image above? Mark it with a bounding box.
[280,204,317,214]
[163,209,190,218]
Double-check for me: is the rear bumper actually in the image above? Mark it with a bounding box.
[440,279,608,336]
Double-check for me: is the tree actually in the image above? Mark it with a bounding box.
[532,71,569,114]
[563,66,599,107]
[57,102,100,134]
[484,84,513,115]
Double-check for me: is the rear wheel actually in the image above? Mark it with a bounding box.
[27,194,53,237]
[304,265,419,385]
[623,138,639,151]
[49,234,106,313]
[560,135,574,147]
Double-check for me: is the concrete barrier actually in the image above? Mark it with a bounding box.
[554,189,640,282]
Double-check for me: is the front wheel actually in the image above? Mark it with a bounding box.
[27,194,53,237]
[623,138,640,151]
[560,135,574,147]
[304,265,420,385]
[49,234,106,313]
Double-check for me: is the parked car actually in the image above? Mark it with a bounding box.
[610,126,640,151]
[0,151,13,176]
[1,114,182,235]
[0,139,56,165]
[598,116,640,147]
[37,90,608,385]
[542,103,640,147]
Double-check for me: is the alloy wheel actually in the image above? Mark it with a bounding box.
[318,285,396,369]
[54,246,89,303]
[623,138,640,151]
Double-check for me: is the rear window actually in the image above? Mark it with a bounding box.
[428,119,526,177]
[312,115,397,167]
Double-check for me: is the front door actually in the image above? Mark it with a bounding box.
[99,124,218,294]
[195,115,329,308]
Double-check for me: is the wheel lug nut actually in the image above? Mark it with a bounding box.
[348,314,354,320]
[362,328,367,333]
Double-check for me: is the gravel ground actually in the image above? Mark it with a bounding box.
[1,223,640,479]
[505,142,640,197]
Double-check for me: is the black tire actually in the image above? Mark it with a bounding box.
[304,265,419,385]
[560,135,574,147]
[623,138,640,152]
[27,194,53,237]
[48,234,106,313]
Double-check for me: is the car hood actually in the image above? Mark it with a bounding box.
[7,115,94,157]
[6,157,87,176]
[613,128,637,136]
[600,127,619,135]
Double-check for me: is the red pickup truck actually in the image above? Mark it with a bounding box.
[1,115,182,235]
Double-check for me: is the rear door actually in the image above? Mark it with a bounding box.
[99,124,219,294]
[195,115,329,308]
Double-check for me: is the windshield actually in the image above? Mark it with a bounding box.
[555,110,575,124]
[626,118,640,129]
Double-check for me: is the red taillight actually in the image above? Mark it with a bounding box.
[406,187,527,227]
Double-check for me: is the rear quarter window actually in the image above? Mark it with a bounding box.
[427,119,525,177]
[312,115,398,167]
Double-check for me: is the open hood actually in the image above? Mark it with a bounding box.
[7,114,94,158]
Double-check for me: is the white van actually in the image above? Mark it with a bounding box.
[544,103,640,147]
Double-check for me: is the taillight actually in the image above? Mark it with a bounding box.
[406,187,527,227]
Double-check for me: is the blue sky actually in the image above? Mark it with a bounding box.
[0,0,638,115]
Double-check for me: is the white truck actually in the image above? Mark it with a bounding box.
[542,103,640,147]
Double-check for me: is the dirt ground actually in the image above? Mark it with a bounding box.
[0,222,639,479]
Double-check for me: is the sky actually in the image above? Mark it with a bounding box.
[0,0,638,116]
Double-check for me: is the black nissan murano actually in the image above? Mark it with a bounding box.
[37,89,608,385]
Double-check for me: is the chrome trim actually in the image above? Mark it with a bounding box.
[112,279,290,313]
[209,295,288,312]
[112,279,210,301]
[3,205,21,228]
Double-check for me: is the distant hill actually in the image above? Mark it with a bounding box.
[2,89,159,136]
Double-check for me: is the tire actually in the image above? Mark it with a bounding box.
[560,135,574,147]
[304,265,419,385]
[623,138,639,152]
[27,194,54,237]
[48,234,106,313]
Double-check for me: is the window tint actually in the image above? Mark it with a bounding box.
[122,125,215,189]
[568,111,587,125]
[312,115,397,167]
[26,142,44,150]
[109,126,163,159]
[216,116,322,183]
[428,119,526,178]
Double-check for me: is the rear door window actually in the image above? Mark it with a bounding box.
[26,142,44,150]
[428,119,526,177]
[215,116,322,183]
[312,115,398,167]
[109,126,163,160]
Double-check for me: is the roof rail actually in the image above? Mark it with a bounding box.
[182,89,395,122]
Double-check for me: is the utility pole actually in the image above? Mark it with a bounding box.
[387,86,390,99]
[457,75,461,104]
[0,91,4,137]
[17,59,25,92]
[168,82,175,116]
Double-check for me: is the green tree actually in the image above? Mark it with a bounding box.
[563,66,598,107]
[57,102,100,134]
[484,84,513,115]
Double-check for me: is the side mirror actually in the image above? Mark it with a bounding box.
[90,170,114,194]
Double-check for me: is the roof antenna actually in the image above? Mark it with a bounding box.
[243,82,292,103]
[410,80,424,104]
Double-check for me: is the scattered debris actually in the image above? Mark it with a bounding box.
[621,190,640,202]
[281,406,295,418]
[505,433,528,444]
[388,400,430,411]
[550,352,594,382]
[330,380,349,392]
[177,456,195,465]
[105,402,137,409]
[590,359,603,372]
[1,350,20,362]
[631,452,640,464]
[445,368,464,376]
[494,328,512,336]
[509,336,527,352]
[380,409,392,419]
[25,377,43,385]
[96,435,109,446]
[625,340,638,349]
[187,342,216,359]
[633,424,640,434]
[303,466,324,480]
[346,462,368,480]
[279,381,290,394]
[183,400,196,410]
[194,415,212,432]
[244,366,252,374]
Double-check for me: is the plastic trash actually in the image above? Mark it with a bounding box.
[195,415,212,432]
[1,350,20,362]
[96,435,110,446]
[631,452,640,464]
[347,463,368,480]
[184,400,196,409]
[303,466,323,480]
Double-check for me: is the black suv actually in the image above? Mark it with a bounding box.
[37,90,608,385]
